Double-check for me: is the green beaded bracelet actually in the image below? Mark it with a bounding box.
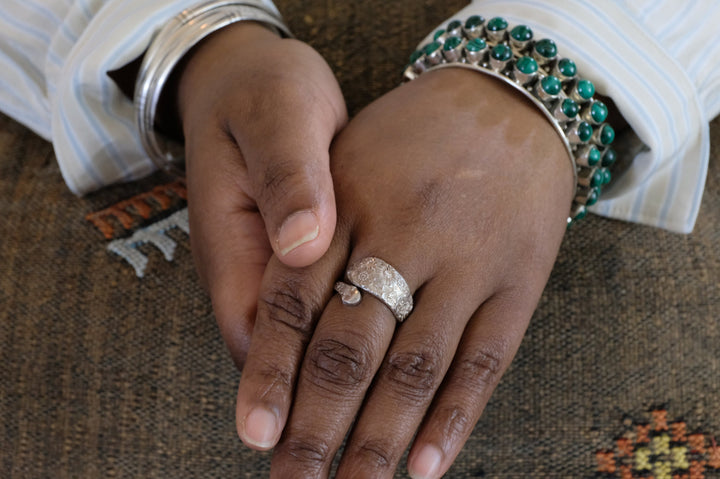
[404,15,617,227]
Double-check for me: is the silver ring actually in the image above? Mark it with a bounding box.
[334,257,414,322]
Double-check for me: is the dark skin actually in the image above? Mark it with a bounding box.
[179,22,347,367]
[179,22,572,478]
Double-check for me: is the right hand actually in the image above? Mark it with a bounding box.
[234,68,574,476]
[177,21,347,368]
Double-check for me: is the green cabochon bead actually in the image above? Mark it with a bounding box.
[558,58,577,77]
[602,148,617,167]
[591,101,609,123]
[491,44,512,61]
[447,20,462,31]
[541,75,562,95]
[562,98,579,118]
[465,15,485,29]
[442,35,463,61]
[423,41,442,55]
[600,124,615,145]
[443,36,462,51]
[534,39,558,58]
[516,56,538,74]
[433,29,445,41]
[587,187,600,206]
[601,167,612,185]
[591,169,605,188]
[575,145,601,167]
[487,17,508,31]
[578,121,593,142]
[574,207,588,221]
[577,79,595,100]
[409,50,423,64]
[510,25,533,42]
[466,38,487,52]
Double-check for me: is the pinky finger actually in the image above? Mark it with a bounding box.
[406,294,533,479]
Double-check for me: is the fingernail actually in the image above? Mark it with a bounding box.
[243,407,279,449]
[409,445,443,479]
[277,210,320,256]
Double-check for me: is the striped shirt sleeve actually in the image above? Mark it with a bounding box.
[433,0,718,233]
[0,0,281,196]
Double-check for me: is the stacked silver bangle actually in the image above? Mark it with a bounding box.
[403,16,618,226]
[134,1,292,175]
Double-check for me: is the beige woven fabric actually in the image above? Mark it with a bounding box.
[1,1,718,477]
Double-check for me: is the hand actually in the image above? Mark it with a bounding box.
[178,22,347,367]
[235,68,575,477]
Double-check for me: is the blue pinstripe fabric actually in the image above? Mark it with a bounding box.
[0,0,717,232]
[0,0,281,195]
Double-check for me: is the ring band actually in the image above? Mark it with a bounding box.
[334,257,414,322]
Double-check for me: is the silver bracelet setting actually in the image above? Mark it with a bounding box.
[403,16,618,226]
[134,1,292,176]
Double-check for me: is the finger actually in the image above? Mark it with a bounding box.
[335,277,487,478]
[177,21,347,268]
[269,253,427,478]
[406,293,534,479]
[232,49,346,268]
[186,125,272,369]
[241,127,336,268]
[234,225,350,452]
[268,298,396,478]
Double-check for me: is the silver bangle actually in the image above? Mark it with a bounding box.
[404,16,618,227]
[134,1,292,175]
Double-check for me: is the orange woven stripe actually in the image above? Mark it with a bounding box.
[85,180,187,239]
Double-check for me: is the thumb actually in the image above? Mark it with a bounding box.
[237,111,340,268]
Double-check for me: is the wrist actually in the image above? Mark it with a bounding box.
[134,1,291,173]
[413,67,575,203]
[405,16,620,226]
[176,21,282,129]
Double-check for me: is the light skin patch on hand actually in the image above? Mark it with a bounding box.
[454,168,486,181]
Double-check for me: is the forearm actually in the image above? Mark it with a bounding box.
[0,0,283,196]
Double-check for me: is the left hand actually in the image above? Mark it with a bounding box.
[235,68,574,477]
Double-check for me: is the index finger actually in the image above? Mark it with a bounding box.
[234,225,350,450]
[185,123,272,369]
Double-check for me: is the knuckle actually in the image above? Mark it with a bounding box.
[353,438,394,470]
[259,277,320,339]
[244,88,325,206]
[255,359,294,397]
[305,338,370,393]
[435,405,473,440]
[281,436,331,472]
[386,349,442,400]
[460,345,504,390]
[260,157,304,199]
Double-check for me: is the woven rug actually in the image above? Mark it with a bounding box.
[1,1,718,477]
